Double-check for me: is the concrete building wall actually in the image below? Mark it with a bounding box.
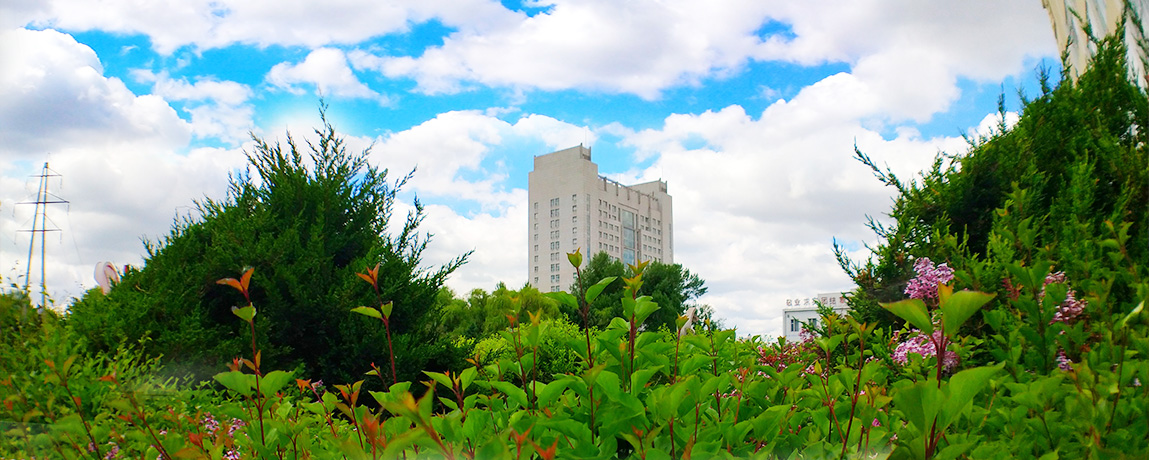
[1042,0,1148,88]
[781,292,849,342]
[528,145,673,292]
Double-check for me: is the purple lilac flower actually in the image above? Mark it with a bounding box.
[1041,271,1087,324]
[228,418,246,437]
[872,418,881,427]
[904,258,954,300]
[202,413,220,435]
[891,329,958,372]
[103,443,119,460]
[1056,349,1073,371]
[224,449,241,460]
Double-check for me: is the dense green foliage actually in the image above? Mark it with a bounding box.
[66,109,469,385]
[3,34,1147,460]
[842,33,1148,334]
[571,251,707,331]
[438,284,563,339]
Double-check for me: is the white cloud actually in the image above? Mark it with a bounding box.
[374,0,772,98]
[7,0,516,54]
[619,88,973,337]
[267,48,390,105]
[0,28,245,307]
[133,70,256,144]
[0,28,191,156]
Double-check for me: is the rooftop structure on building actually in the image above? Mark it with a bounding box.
[781,292,849,342]
[528,145,673,292]
[1041,0,1148,88]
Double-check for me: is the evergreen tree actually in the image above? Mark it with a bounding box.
[67,107,470,385]
[841,34,1148,333]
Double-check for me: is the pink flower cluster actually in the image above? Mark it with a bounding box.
[1042,272,1087,324]
[87,439,120,457]
[202,413,246,437]
[904,258,954,300]
[891,329,958,373]
[1056,349,1073,371]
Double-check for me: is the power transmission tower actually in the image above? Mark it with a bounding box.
[18,162,68,310]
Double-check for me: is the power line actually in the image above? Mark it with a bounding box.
[17,162,68,310]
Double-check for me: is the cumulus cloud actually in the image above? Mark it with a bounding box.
[0,28,191,157]
[0,28,245,306]
[372,0,772,98]
[267,48,390,105]
[133,70,256,144]
[7,0,515,54]
[619,89,972,336]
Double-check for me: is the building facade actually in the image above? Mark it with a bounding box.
[1042,0,1148,88]
[781,292,849,342]
[528,145,673,292]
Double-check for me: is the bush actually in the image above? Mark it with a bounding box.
[66,106,469,387]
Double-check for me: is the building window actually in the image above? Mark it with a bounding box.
[550,198,559,207]
[550,209,559,217]
[790,318,799,332]
[534,244,538,252]
[550,241,559,250]
[534,255,538,262]
[534,266,538,273]
[534,202,538,209]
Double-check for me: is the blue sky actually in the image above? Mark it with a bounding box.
[0,0,1060,338]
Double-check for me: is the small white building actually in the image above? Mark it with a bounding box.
[781,292,849,342]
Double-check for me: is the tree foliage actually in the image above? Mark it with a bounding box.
[841,34,1148,335]
[67,107,469,385]
[571,251,707,331]
[438,283,562,339]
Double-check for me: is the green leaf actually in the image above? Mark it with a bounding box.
[941,290,996,338]
[594,370,622,402]
[231,305,256,323]
[939,363,1003,428]
[545,291,578,310]
[1118,300,1145,329]
[260,370,294,399]
[459,367,477,393]
[881,298,933,334]
[634,296,660,324]
[351,306,381,320]
[538,378,573,408]
[488,381,528,408]
[213,371,253,397]
[586,276,618,303]
[424,371,454,391]
[568,249,583,268]
[892,380,942,432]
[631,366,663,393]
[380,301,394,319]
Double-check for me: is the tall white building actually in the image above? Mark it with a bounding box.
[1042,0,1148,88]
[527,145,673,292]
